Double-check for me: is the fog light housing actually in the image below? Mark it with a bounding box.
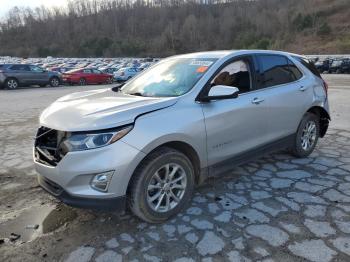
[91,171,114,192]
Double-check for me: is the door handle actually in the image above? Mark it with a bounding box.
[299,86,308,91]
[252,97,264,104]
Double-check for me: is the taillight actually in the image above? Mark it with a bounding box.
[322,79,328,96]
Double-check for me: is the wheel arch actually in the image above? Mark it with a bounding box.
[126,140,203,197]
[5,76,19,84]
[307,106,330,137]
[49,75,60,80]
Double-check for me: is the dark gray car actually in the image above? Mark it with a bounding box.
[0,64,62,89]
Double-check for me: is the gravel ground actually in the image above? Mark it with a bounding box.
[0,75,349,262]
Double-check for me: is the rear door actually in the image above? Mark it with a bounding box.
[83,69,93,83]
[201,56,271,168]
[29,65,49,84]
[8,64,32,84]
[92,69,105,83]
[255,54,312,141]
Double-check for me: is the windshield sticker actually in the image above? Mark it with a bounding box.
[196,66,208,73]
[190,60,213,67]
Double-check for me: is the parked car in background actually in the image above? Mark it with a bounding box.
[315,59,332,73]
[50,66,76,73]
[62,68,113,85]
[34,50,330,223]
[329,59,350,74]
[114,67,143,82]
[101,67,120,74]
[0,64,61,89]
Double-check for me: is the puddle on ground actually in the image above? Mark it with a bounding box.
[0,204,77,243]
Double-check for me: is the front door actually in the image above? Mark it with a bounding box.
[201,57,271,170]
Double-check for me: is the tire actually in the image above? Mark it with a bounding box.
[49,77,60,87]
[79,78,87,86]
[291,112,320,158]
[106,77,113,84]
[128,147,195,223]
[5,78,19,89]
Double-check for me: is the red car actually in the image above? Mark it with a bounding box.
[62,68,113,85]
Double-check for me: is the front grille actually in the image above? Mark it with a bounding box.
[34,126,67,166]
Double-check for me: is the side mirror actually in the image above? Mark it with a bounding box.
[201,85,239,102]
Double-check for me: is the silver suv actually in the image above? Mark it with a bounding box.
[34,50,330,223]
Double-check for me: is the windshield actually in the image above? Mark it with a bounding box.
[120,57,217,97]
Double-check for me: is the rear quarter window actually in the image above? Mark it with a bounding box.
[287,59,303,81]
[292,56,321,78]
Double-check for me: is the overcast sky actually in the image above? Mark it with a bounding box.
[0,0,68,18]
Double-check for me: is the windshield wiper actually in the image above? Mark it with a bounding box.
[127,92,144,97]
[111,83,125,92]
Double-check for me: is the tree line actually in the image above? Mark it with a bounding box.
[0,0,349,57]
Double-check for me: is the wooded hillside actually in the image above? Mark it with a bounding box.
[0,0,349,57]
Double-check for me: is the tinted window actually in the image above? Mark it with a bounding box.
[83,69,92,73]
[92,69,101,74]
[287,59,303,81]
[10,64,30,71]
[292,56,321,78]
[258,55,296,88]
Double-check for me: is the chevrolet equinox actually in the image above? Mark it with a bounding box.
[34,50,330,223]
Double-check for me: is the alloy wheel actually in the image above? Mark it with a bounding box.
[51,78,59,87]
[146,163,187,213]
[301,121,317,151]
[7,79,18,89]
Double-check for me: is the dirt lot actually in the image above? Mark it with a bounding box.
[0,75,350,262]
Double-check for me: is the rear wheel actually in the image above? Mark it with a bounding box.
[5,78,19,89]
[128,147,195,223]
[49,77,60,87]
[79,78,87,86]
[291,112,320,158]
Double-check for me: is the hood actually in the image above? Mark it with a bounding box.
[40,88,178,131]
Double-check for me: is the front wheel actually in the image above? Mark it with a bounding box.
[128,147,195,223]
[291,112,320,158]
[49,77,60,87]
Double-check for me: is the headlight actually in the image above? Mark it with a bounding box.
[61,125,133,152]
